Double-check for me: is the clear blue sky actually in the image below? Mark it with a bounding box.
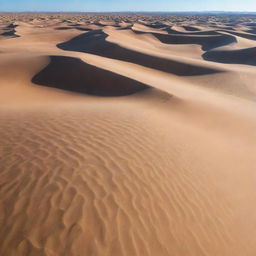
[0,0,255,12]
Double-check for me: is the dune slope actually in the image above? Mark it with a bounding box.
[1,13,256,256]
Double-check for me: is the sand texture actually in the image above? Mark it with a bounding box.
[1,13,256,256]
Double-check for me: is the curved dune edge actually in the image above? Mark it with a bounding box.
[32,55,150,97]
[57,30,222,76]
[182,25,201,31]
[0,24,20,38]
[1,13,256,256]
[153,32,237,51]
[203,47,256,65]
[221,30,256,40]
[1,29,19,38]
[55,26,91,31]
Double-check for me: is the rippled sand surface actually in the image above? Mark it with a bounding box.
[1,13,256,256]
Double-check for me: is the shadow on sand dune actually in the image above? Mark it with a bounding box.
[32,56,150,97]
[166,27,221,36]
[203,47,256,66]
[219,30,256,41]
[1,29,19,38]
[182,26,201,32]
[1,23,20,38]
[55,26,92,31]
[143,23,168,29]
[153,32,237,51]
[57,30,222,76]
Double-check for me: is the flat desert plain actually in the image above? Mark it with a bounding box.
[1,13,256,256]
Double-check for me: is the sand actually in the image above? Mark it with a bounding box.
[1,13,256,256]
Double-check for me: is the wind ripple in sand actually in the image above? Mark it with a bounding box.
[1,13,256,256]
[0,106,251,256]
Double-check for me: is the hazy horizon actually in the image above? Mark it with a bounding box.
[0,0,255,13]
[0,11,256,14]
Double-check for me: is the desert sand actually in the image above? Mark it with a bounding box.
[1,13,256,256]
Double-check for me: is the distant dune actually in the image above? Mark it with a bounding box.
[1,13,256,256]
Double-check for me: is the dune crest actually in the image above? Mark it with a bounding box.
[32,55,150,96]
[1,13,256,256]
[57,30,222,76]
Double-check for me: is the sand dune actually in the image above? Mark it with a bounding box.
[1,13,256,256]
[222,30,256,40]
[0,23,19,38]
[55,26,91,31]
[153,32,237,51]
[203,46,256,65]
[182,25,201,31]
[32,55,150,96]
[57,30,222,76]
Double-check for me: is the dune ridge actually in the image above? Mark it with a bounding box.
[203,46,256,65]
[1,13,256,256]
[32,55,150,96]
[57,30,222,76]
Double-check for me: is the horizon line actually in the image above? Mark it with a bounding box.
[1,10,256,14]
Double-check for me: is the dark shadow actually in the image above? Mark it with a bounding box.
[143,23,168,29]
[1,29,19,38]
[244,23,256,27]
[182,26,200,31]
[166,27,220,36]
[55,27,74,30]
[210,25,236,31]
[69,24,82,27]
[55,26,92,31]
[202,47,256,66]
[32,56,150,97]
[117,26,133,30]
[220,30,256,41]
[246,28,256,34]
[57,30,222,76]
[153,32,237,51]
[6,23,18,29]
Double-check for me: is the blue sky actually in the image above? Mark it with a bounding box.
[0,0,255,12]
